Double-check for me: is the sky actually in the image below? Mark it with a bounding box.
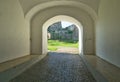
[61,21,73,28]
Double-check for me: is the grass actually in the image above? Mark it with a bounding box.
[48,46,58,51]
[48,40,79,51]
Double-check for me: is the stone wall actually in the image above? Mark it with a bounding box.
[48,22,78,42]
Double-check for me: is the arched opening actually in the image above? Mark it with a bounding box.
[42,15,83,55]
[47,21,79,54]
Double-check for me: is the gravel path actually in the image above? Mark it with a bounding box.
[54,47,79,54]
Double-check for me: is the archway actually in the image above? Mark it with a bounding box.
[25,1,97,22]
[29,4,95,55]
[42,15,83,55]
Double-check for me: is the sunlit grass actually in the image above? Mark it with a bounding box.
[48,40,78,51]
[48,46,57,51]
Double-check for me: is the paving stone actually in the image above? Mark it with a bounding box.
[10,52,96,82]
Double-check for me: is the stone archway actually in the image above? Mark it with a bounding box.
[27,1,96,55]
[42,15,83,55]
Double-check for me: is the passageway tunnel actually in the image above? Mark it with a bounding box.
[25,1,97,55]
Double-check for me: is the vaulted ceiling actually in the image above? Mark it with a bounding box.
[19,0,100,15]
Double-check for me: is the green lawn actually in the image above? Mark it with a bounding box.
[48,40,79,51]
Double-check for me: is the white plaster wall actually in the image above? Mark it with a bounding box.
[0,0,30,63]
[96,0,120,67]
[31,6,95,55]
[19,0,100,14]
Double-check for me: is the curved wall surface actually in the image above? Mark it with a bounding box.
[96,0,120,67]
[19,0,100,15]
[0,0,30,63]
[30,6,95,55]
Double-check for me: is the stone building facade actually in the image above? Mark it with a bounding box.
[48,22,79,42]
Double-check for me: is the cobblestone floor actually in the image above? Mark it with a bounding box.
[10,52,96,82]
